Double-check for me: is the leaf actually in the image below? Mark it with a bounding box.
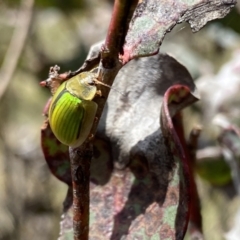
[59,53,199,239]
[122,0,236,62]
[160,85,199,239]
[195,156,231,186]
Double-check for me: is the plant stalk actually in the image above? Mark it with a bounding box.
[69,1,138,239]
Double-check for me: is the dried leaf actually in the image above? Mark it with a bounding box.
[196,157,231,186]
[160,85,199,239]
[58,53,199,239]
[122,0,236,62]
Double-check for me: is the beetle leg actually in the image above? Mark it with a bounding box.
[95,90,102,97]
[88,133,95,141]
[94,116,99,123]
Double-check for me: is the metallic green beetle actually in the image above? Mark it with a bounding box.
[49,71,98,148]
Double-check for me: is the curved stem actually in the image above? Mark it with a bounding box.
[69,1,138,239]
[101,0,137,69]
[69,144,92,240]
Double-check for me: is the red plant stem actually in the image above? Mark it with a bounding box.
[0,0,34,100]
[187,127,203,237]
[171,113,191,236]
[68,2,138,239]
[174,118,203,237]
[69,144,93,240]
[101,0,137,69]
[105,0,130,55]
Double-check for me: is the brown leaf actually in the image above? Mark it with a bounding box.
[59,53,199,239]
[122,0,236,62]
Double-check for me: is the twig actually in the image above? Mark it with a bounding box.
[69,144,92,240]
[196,146,222,161]
[187,126,204,240]
[101,0,137,69]
[188,126,202,163]
[0,0,34,100]
[69,1,138,240]
[222,147,240,196]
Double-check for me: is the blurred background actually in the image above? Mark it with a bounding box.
[0,0,240,239]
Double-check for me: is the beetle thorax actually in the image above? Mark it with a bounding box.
[66,73,97,101]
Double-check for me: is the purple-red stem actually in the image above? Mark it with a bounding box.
[69,1,138,240]
[173,118,203,238]
[69,144,92,240]
[187,127,203,238]
[101,0,137,69]
[172,113,191,237]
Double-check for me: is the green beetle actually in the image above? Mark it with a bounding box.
[49,71,98,148]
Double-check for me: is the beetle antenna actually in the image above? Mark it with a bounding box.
[94,79,125,96]
[90,67,125,96]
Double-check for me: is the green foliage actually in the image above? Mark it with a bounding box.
[196,158,232,186]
